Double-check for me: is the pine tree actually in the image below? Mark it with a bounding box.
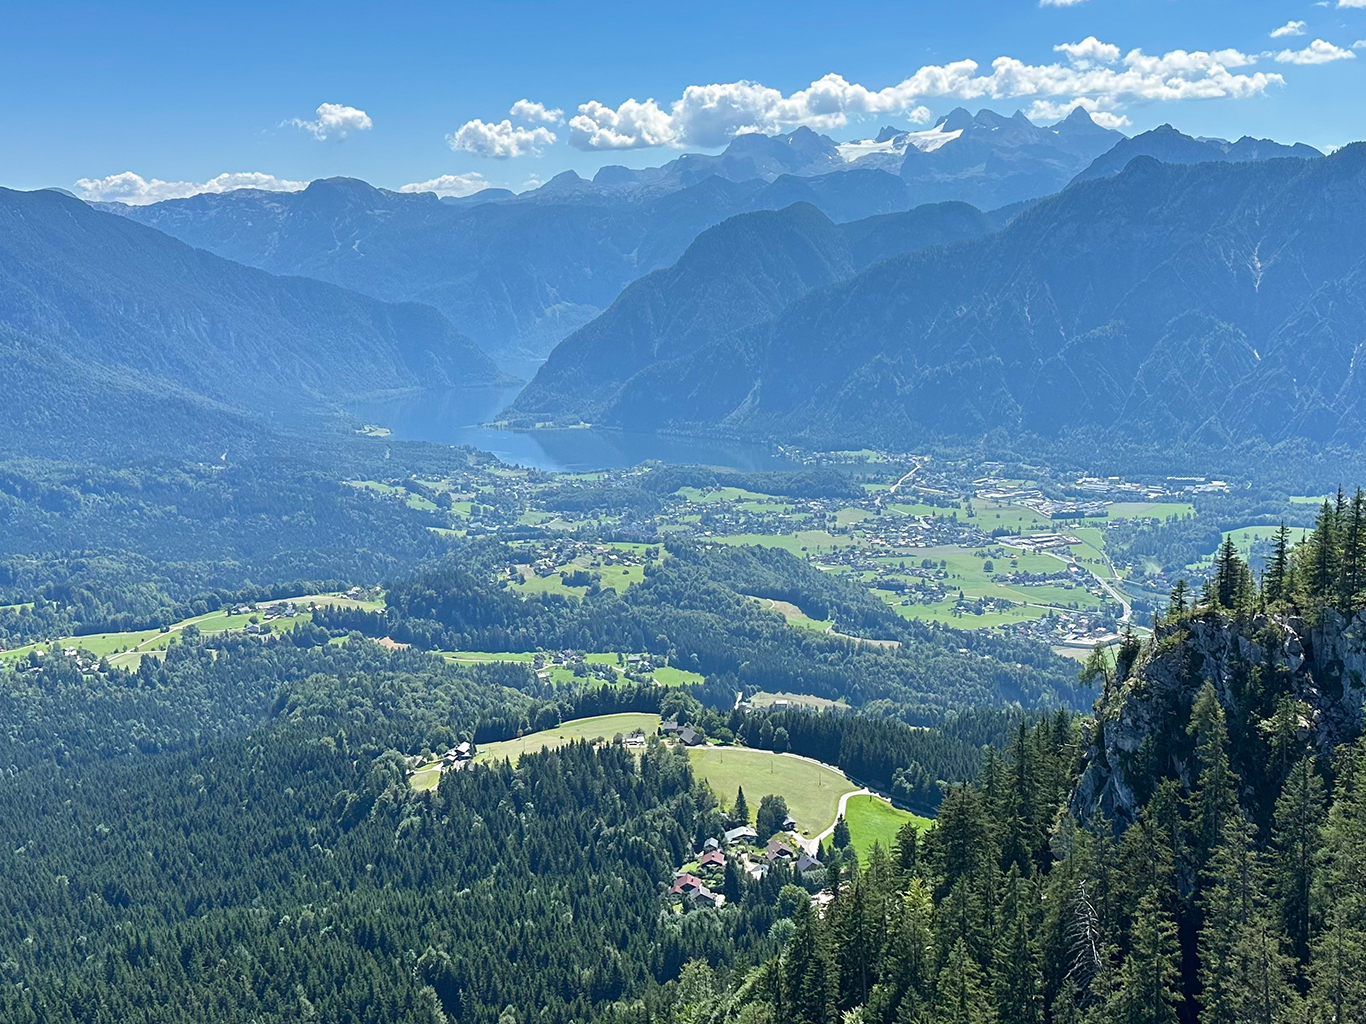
[895,822,919,874]
[1103,890,1182,1024]
[934,937,996,1024]
[1199,816,1298,1024]
[991,867,1043,1024]
[1307,499,1339,603]
[1186,683,1239,869]
[833,816,851,850]
[1263,523,1290,606]
[733,786,750,826]
[1273,756,1326,970]
[1166,579,1189,621]
[1308,737,1366,1023]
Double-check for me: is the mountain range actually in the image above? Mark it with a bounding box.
[97,109,1286,375]
[512,145,1366,451]
[0,187,500,457]
[508,200,994,424]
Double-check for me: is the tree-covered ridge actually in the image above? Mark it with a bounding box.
[334,538,1086,723]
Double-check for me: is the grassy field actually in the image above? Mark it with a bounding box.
[842,794,932,855]
[1107,501,1195,520]
[688,747,857,837]
[1189,525,1310,567]
[748,596,832,632]
[477,713,662,764]
[715,531,855,555]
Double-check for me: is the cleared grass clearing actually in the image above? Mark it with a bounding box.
[676,486,775,504]
[835,508,873,527]
[476,713,662,764]
[1107,501,1195,520]
[688,747,857,837]
[842,794,932,855]
[713,531,855,555]
[749,691,847,710]
[747,595,832,632]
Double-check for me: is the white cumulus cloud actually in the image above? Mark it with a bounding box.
[1339,0,1366,7]
[563,41,1280,151]
[1024,97,1130,129]
[1354,40,1366,49]
[1039,0,1090,6]
[73,171,308,205]
[287,102,373,140]
[1275,39,1357,63]
[399,173,493,197]
[449,119,557,158]
[1271,20,1308,38]
[509,99,563,123]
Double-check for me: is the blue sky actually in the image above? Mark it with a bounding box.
[2,0,1364,201]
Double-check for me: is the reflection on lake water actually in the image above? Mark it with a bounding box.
[348,387,794,473]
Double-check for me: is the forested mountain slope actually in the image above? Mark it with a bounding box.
[510,201,992,423]
[0,188,500,456]
[524,145,1366,450]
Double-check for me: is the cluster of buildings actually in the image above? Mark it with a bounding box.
[668,822,825,911]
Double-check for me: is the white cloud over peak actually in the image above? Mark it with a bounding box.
[399,172,493,197]
[1274,39,1357,63]
[1024,97,1130,129]
[449,119,557,157]
[74,171,307,205]
[287,102,373,140]
[1270,20,1308,38]
[509,99,564,123]
[562,41,1280,151]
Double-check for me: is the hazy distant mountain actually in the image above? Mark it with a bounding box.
[509,200,993,424]
[102,172,968,373]
[0,187,500,456]
[515,146,1366,451]
[98,112,1314,377]
[1072,123,1322,184]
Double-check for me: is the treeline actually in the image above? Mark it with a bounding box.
[735,706,1047,811]
[0,631,525,773]
[0,575,353,648]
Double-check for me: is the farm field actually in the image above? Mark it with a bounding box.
[1106,501,1195,520]
[688,747,858,838]
[714,531,855,556]
[841,794,933,855]
[477,712,662,764]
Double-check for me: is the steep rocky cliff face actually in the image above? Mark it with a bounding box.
[1072,610,1366,829]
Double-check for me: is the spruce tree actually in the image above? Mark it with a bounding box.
[1273,756,1326,970]
[733,786,749,826]
[1263,523,1290,606]
[991,866,1043,1024]
[1308,737,1366,1023]
[934,937,996,1024]
[1104,889,1182,1024]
